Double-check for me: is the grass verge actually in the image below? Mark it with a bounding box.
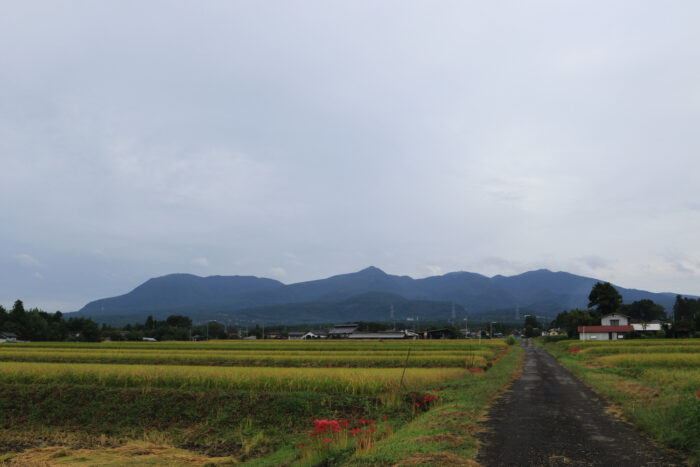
[335,343,523,466]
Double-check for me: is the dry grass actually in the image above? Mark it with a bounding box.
[396,452,479,466]
[0,441,236,466]
[413,434,465,447]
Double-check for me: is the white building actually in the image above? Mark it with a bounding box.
[631,322,663,332]
[578,313,633,341]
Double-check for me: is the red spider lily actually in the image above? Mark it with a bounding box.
[569,348,580,354]
[369,419,377,424]
[422,394,438,403]
[296,442,308,447]
[358,418,367,424]
[312,419,342,434]
[415,402,421,406]
[323,438,333,443]
[369,426,376,432]
[382,415,389,420]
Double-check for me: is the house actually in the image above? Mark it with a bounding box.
[287,331,305,340]
[303,330,328,339]
[0,332,18,343]
[348,330,419,339]
[423,328,452,339]
[265,331,282,339]
[328,324,359,338]
[578,313,633,341]
[547,328,564,336]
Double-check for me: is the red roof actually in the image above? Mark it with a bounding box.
[577,325,634,333]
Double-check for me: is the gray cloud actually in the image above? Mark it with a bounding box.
[2,1,700,311]
[16,254,40,268]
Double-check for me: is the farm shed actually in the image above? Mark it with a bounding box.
[423,328,452,339]
[287,332,305,340]
[631,322,663,332]
[328,324,359,338]
[348,330,418,339]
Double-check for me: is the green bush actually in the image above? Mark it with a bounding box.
[506,336,516,345]
[542,335,569,343]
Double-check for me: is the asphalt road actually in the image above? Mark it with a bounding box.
[476,339,685,466]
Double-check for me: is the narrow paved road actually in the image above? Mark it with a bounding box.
[477,339,685,466]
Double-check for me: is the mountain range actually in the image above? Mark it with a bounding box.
[73,267,689,326]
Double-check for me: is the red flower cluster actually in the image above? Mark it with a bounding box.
[569,348,580,354]
[310,419,342,436]
[414,392,439,408]
[303,417,384,442]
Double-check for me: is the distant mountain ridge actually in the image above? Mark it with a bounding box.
[75,266,689,325]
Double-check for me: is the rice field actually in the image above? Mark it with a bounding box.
[0,361,468,394]
[0,339,513,465]
[0,339,505,393]
[0,346,490,367]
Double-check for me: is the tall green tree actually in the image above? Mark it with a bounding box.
[672,295,700,333]
[552,308,599,337]
[588,282,622,315]
[0,305,7,329]
[620,299,666,322]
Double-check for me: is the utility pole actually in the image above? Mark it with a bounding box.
[390,304,395,330]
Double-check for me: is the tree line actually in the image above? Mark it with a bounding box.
[0,300,101,342]
[551,282,700,338]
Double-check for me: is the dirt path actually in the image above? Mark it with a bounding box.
[476,339,685,466]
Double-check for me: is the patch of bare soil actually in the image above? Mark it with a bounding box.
[413,433,465,447]
[396,451,478,466]
[425,421,480,434]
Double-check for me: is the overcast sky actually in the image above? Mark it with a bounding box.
[2,1,700,312]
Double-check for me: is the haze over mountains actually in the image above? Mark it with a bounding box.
[74,267,687,326]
